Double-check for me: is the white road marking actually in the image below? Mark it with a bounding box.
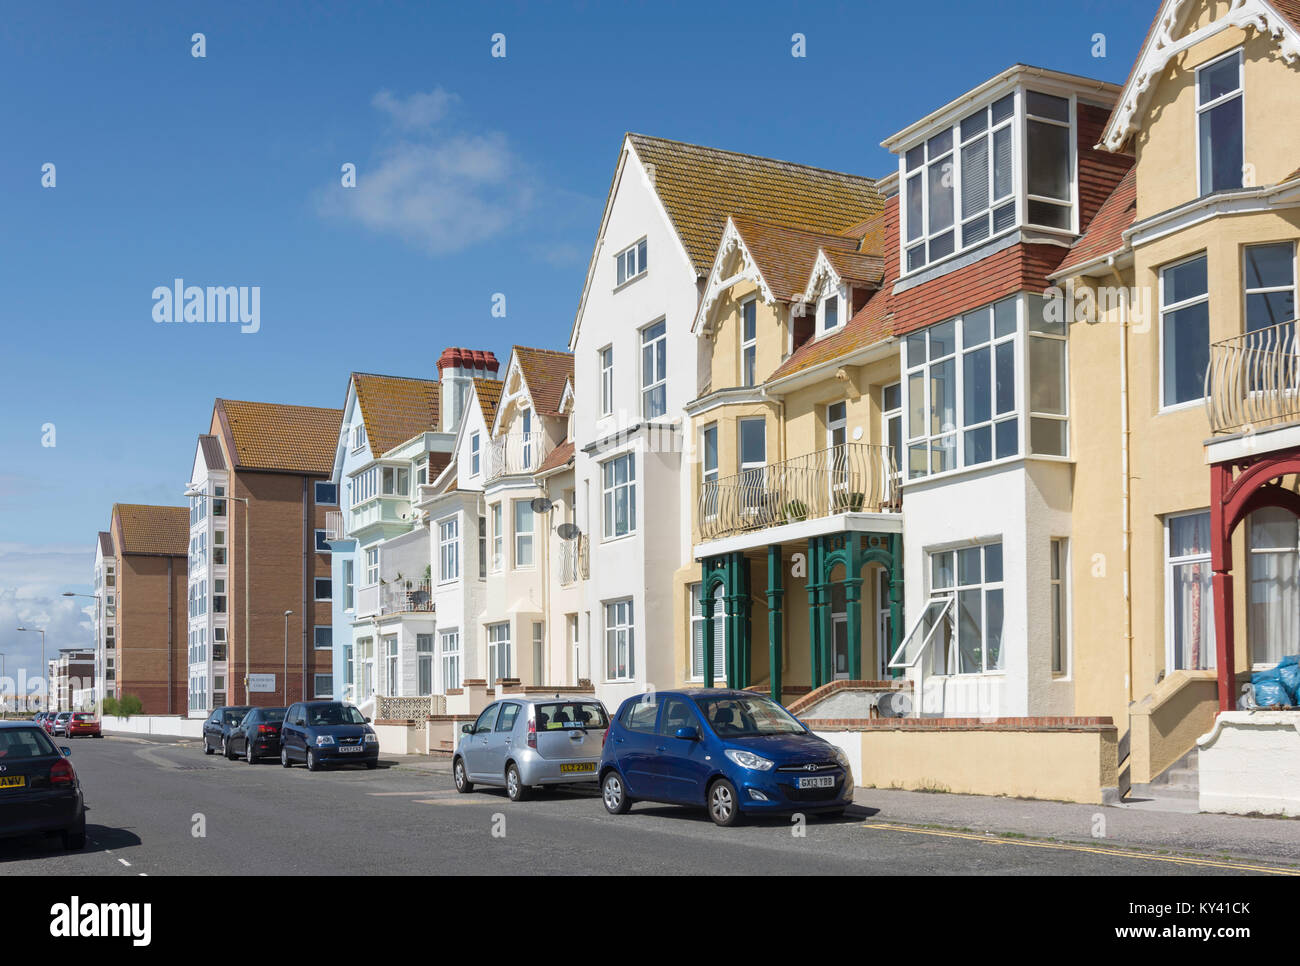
[118,858,131,867]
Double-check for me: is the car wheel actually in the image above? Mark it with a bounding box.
[246,742,256,764]
[222,738,234,760]
[601,770,631,815]
[708,778,742,827]
[203,735,214,755]
[281,746,292,768]
[505,763,530,802]
[306,749,320,772]
[453,757,473,793]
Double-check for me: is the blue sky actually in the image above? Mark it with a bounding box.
[0,0,1154,677]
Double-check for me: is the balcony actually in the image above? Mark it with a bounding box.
[379,579,433,616]
[486,432,550,481]
[325,510,346,541]
[1206,320,1300,435]
[698,443,899,543]
[557,534,589,586]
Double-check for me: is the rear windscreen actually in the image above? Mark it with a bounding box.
[73,714,94,721]
[0,728,58,760]
[535,702,607,731]
[260,709,286,723]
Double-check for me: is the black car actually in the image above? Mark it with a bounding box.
[201,706,254,758]
[227,707,287,763]
[0,721,85,850]
[280,702,379,772]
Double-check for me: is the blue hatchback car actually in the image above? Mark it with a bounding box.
[599,689,854,826]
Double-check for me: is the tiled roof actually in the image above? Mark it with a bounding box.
[427,451,452,482]
[198,434,226,470]
[537,440,575,475]
[352,373,441,454]
[823,247,885,287]
[216,399,343,476]
[112,504,189,556]
[97,531,114,557]
[769,196,899,382]
[513,346,574,416]
[1055,167,1137,276]
[627,134,883,276]
[473,378,504,429]
[1271,0,1300,33]
[729,217,863,302]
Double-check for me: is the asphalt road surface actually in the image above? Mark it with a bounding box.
[0,736,1286,876]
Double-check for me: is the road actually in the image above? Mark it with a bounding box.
[0,736,1288,875]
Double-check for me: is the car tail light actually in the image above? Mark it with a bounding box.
[526,719,537,750]
[258,724,277,734]
[50,758,75,786]
[601,727,609,747]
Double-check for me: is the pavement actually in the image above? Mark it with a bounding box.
[1,733,1294,875]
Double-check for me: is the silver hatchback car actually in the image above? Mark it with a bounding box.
[453,695,609,801]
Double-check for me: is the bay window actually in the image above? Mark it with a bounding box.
[1247,508,1300,667]
[514,500,535,568]
[1165,511,1215,671]
[1244,242,1297,331]
[928,542,1004,674]
[440,630,461,691]
[1025,92,1073,230]
[488,623,511,682]
[1160,254,1210,407]
[602,453,636,539]
[741,300,757,386]
[438,516,460,582]
[641,320,667,418]
[605,599,634,681]
[491,503,503,570]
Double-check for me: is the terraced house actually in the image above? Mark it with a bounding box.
[185,398,342,715]
[1054,0,1300,810]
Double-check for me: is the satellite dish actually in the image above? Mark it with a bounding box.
[876,691,913,718]
[530,497,554,514]
[556,523,582,541]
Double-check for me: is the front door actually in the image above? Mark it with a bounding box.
[827,401,848,506]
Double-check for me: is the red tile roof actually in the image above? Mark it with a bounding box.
[97,531,114,557]
[352,373,441,454]
[215,399,343,476]
[537,440,575,475]
[729,217,869,302]
[472,378,504,430]
[513,347,574,416]
[112,504,189,556]
[1055,167,1138,276]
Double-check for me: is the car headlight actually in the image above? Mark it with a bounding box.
[364,733,378,744]
[315,735,335,746]
[724,748,774,771]
[834,747,851,770]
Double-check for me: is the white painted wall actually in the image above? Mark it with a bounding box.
[1199,711,1300,817]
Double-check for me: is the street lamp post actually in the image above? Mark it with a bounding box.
[15,626,46,712]
[282,610,293,705]
[0,652,7,717]
[62,592,102,716]
[186,484,251,706]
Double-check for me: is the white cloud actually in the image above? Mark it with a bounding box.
[319,88,534,256]
[371,87,459,130]
[0,542,94,696]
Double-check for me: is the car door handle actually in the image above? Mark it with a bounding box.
[614,737,625,744]
[655,745,667,752]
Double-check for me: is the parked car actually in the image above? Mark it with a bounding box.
[30,712,47,729]
[279,702,378,771]
[227,707,286,763]
[40,713,57,734]
[0,721,85,849]
[65,713,102,739]
[599,689,855,827]
[201,706,254,758]
[453,696,609,801]
[51,712,74,737]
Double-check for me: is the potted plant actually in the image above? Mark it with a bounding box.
[783,500,809,522]
[834,491,866,512]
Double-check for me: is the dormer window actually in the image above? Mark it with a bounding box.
[819,294,840,334]
[351,424,367,453]
[1196,49,1243,197]
[615,238,648,287]
[901,89,1076,275]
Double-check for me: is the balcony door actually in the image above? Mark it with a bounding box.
[827,402,849,509]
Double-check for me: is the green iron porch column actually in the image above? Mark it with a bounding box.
[806,537,824,689]
[722,551,752,689]
[740,552,753,689]
[766,544,784,702]
[844,534,863,680]
[699,571,717,690]
[889,533,904,679]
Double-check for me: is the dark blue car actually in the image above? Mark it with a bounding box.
[279,701,379,772]
[599,689,854,826]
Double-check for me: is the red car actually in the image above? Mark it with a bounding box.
[65,713,102,738]
[40,713,57,734]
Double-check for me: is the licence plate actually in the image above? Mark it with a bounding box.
[560,762,595,774]
[0,776,26,789]
[796,776,835,789]
[339,745,364,753]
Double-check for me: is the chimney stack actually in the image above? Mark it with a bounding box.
[437,348,500,433]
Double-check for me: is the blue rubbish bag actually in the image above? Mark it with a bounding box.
[1252,667,1291,707]
[1280,662,1300,705]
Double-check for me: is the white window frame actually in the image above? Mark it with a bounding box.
[314,673,334,699]
[689,583,725,682]
[314,481,338,505]
[351,424,367,454]
[700,423,719,520]
[439,630,461,692]
[491,503,503,571]
[1050,538,1070,677]
[599,345,614,417]
[641,320,667,419]
[314,577,331,602]
[342,559,355,611]
[1243,241,1297,332]
[601,452,636,540]
[926,541,1005,675]
[438,516,460,583]
[513,499,535,569]
[1164,510,1217,672]
[314,529,330,554]
[741,299,757,386]
[487,622,512,682]
[1195,48,1244,198]
[604,598,634,682]
[819,292,841,335]
[416,633,434,696]
[314,625,333,651]
[365,547,379,586]
[615,237,648,287]
[1159,252,1211,411]
[470,432,481,476]
[478,514,487,580]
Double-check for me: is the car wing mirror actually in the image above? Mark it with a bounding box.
[363,716,370,724]
[674,726,700,741]
[460,724,474,735]
[61,746,72,757]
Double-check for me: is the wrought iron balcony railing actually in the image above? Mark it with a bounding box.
[558,534,589,586]
[325,510,346,541]
[379,579,434,616]
[698,442,899,543]
[486,432,550,480]
[1206,319,1300,435]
